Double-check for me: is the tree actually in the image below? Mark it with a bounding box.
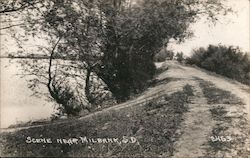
[186,45,250,84]
[40,0,109,107]
[0,0,40,14]
[154,49,175,62]
[0,0,43,30]
[176,52,184,63]
[2,0,232,114]
[93,0,230,101]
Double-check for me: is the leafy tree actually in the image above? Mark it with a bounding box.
[94,0,231,101]
[187,45,250,84]
[176,52,184,63]
[1,0,232,114]
[0,0,43,30]
[154,49,175,62]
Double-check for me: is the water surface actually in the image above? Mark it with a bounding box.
[0,58,56,128]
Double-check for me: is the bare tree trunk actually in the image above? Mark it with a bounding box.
[47,37,63,104]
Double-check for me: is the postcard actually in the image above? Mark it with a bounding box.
[0,0,249,157]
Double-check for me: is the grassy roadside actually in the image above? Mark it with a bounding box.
[197,78,249,157]
[0,84,193,157]
[197,78,244,105]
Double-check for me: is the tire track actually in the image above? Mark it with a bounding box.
[172,80,216,157]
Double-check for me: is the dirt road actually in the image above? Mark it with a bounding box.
[158,61,250,157]
[1,61,250,157]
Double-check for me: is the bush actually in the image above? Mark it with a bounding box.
[176,52,184,63]
[186,45,250,85]
[54,85,83,117]
[154,49,174,62]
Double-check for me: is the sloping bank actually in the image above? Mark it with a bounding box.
[0,84,194,157]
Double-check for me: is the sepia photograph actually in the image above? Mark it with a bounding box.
[0,0,249,157]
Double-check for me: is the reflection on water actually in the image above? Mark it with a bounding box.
[0,58,56,128]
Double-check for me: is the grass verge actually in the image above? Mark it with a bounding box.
[196,77,243,105]
[197,78,249,157]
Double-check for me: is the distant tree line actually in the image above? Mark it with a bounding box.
[186,45,250,85]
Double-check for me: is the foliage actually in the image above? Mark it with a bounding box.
[187,45,250,85]
[1,0,232,114]
[154,49,174,62]
[176,52,184,63]
[93,0,230,101]
[0,0,39,14]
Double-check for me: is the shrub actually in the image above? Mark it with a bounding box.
[176,52,184,63]
[154,49,174,62]
[53,85,83,117]
[187,45,250,85]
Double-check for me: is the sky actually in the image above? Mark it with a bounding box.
[0,0,249,56]
[169,0,250,56]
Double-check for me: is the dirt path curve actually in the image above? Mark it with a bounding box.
[159,61,250,157]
